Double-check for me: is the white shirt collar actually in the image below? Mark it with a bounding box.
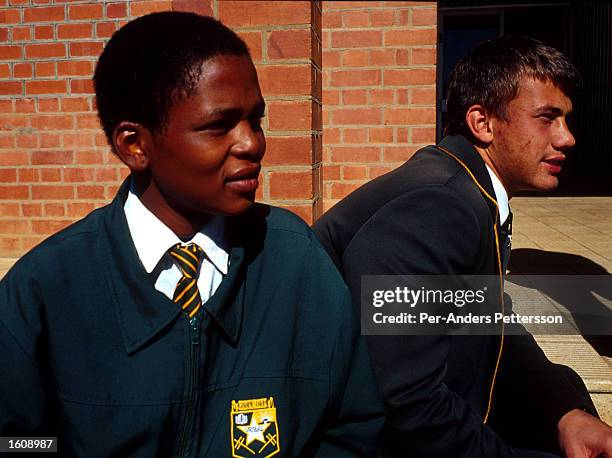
[124,186,229,275]
[485,164,510,225]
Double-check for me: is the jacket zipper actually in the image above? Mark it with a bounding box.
[176,315,200,458]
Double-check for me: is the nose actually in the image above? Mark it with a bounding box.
[553,118,576,150]
[231,119,265,161]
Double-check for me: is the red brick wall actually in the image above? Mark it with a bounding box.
[322,1,437,210]
[0,0,321,256]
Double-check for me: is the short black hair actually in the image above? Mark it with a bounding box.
[445,36,580,138]
[94,12,250,145]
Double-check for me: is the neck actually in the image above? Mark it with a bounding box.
[473,144,514,199]
[133,173,213,238]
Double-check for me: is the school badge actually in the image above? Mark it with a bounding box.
[231,397,280,458]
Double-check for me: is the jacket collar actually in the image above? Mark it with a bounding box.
[438,134,499,222]
[100,177,246,355]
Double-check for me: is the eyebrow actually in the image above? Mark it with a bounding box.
[533,105,567,116]
[208,101,266,118]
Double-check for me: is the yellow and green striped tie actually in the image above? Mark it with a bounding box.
[168,243,204,319]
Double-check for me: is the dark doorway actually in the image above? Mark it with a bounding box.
[437,1,612,196]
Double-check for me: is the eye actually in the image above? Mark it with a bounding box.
[200,118,238,135]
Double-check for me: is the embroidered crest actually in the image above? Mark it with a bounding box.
[231,397,280,458]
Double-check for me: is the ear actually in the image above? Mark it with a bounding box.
[465,104,493,145]
[112,121,152,172]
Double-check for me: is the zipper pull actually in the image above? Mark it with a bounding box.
[189,315,200,345]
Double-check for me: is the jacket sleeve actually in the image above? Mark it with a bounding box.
[337,187,557,458]
[306,238,386,457]
[0,260,56,438]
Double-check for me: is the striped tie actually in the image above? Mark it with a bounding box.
[168,243,204,319]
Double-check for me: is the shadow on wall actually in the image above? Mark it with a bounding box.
[508,248,612,357]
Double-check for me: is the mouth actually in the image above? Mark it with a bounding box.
[542,156,565,175]
[225,165,261,193]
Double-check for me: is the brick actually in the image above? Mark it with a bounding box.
[322,164,340,181]
[32,219,72,234]
[13,62,32,78]
[331,69,380,87]
[342,165,367,180]
[342,89,367,105]
[21,236,44,251]
[268,29,310,60]
[14,99,34,114]
[34,61,55,77]
[324,127,340,144]
[413,47,436,65]
[383,145,418,162]
[44,202,65,216]
[0,63,8,78]
[75,113,99,129]
[412,126,435,144]
[411,87,435,105]
[39,167,61,181]
[61,96,89,112]
[0,220,29,233]
[236,31,262,62]
[129,1,171,16]
[322,50,340,67]
[322,11,342,28]
[263,136,311,166]
[0,114,28,129]
[0,151,27,165]
[384,107,435,125]
[219,1,310,26]
[0,167,15,181]
[70,78,94,94]
[68,3,103,20]
[0,81,21,95]
[370,49,395,66]
[75,150,103,164]
[12,26,30,41]
[369,127,394,143]
[67,202,96,217]
[18,167,38,182]
[106,2,127,18]
[412,7,436,26]
[0,27,7,42]
[331,30,381,48]
[369,165,395,179]
[57,60,93,76]
[384,28,437,46]
[370,9,396,26]
[0,9,20,24]
[397,89,409,105]
[24,6,65,22]
[63,167,94,182]
[0,99,11,112]
[369,89,394,105]
[16,134,37,148]
[39,133,60,147]
[331,107,381,125]
[330,182,362,199]
[384,68,435,86]
[37,97,59,112]
[76,185,104,199]
[34,25,53,40]
[172,0,213,15]
[324,1,374,9]
[341,49,369,67]
[269,170,312,199]
[58,23,93,39]
[69,41,103,57]
[258,65,311,96]
[26,43,65,58]
[0,202,19,216]
[95,21,117,38]
[0,45,22,59]
[31,150,73,165]
[322,89,340,106]
[22,203,42,217]
[0,185,28,199]
[94,167,117,182]
[342,127,367,143]
[32,184,73,199]
[0,134,13,148]
[267,100,311,131]
[26,79,67,95]
[343,10,369,27]
[331,146,380,163]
